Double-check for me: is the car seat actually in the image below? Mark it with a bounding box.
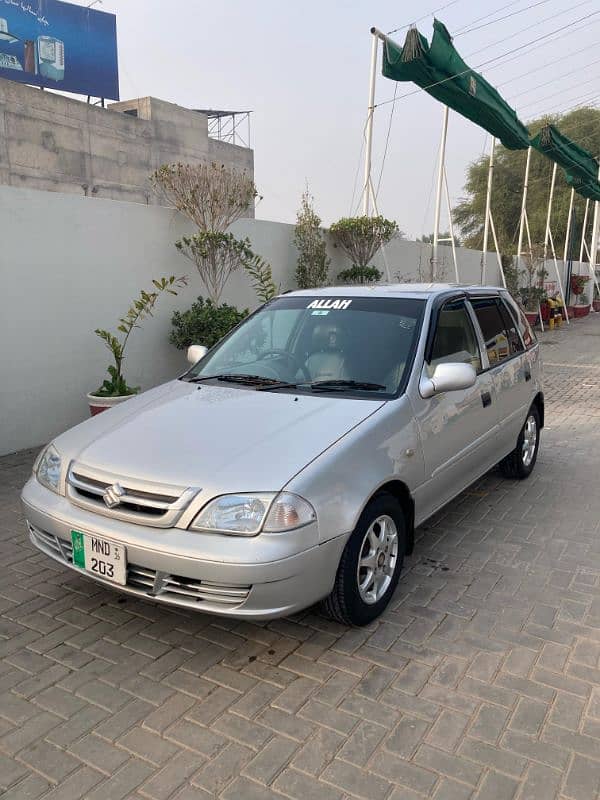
[305,323,346,382]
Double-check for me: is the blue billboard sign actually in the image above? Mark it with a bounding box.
[0,0,119,99]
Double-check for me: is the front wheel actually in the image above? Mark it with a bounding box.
[499,405,540,479]
[323,494,406,626]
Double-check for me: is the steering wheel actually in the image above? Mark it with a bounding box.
[260,349,311,381]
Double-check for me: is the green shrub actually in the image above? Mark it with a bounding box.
[337,265,382,285]
[170,297,248,351]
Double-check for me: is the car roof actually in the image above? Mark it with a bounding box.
[283,283,505,300]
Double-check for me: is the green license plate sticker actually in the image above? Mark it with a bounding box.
[71,530,85,568]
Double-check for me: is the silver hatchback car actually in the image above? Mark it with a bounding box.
[22,285,543,625]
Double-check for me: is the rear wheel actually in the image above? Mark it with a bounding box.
[323,494,406,626]
[499,405,540,479]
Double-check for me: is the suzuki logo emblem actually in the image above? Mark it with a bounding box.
[103,482,126,509]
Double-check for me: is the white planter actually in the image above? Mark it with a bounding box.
[87,392,134,416]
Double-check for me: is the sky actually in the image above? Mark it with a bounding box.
[69,0,599,240]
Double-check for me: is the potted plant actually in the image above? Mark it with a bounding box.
[88,275,187,415]
[518,246,547,326]
[570,274,590,318]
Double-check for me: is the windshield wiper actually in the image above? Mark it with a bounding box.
[259,379,387,393]
[310,380,387,392]
[184,374,282,386]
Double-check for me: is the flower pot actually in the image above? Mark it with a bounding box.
[87,392,133,416]
[593,300,600,312]
[524,311,538,326]
[573,304,591,318]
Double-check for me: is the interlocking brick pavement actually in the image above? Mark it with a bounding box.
[2,314,600,799]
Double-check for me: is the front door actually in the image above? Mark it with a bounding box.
[411,298,499,523]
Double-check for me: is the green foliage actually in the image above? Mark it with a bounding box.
[175,231,276,306]
[170,297,248,350]
[337,265,382,285]
[293,189,330,289]
[453,107,600,257]
[329,215,399,271]
[244,254,278,303]
[517,246,547,311]
[176,231,251,304]
[92,276,187,397]
[94,365,137,398]
[502,254,520,299]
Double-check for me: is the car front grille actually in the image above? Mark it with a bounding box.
[28,524,251,609]
[66,462,199,528]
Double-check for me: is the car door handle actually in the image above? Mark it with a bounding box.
[524,367,531,382]
[481,391,492,408]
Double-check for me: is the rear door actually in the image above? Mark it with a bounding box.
[468,295,531,456]
[412,297,500,521]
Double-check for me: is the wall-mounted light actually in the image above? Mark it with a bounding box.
[0,18,19,44]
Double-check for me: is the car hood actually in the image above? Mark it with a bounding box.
[57,381,385,494]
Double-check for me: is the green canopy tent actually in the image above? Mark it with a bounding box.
[381,19,530,150]
[530,124,600,202]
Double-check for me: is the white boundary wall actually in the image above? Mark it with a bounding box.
[0,184,563,455]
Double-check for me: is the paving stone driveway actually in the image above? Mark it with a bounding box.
[2,315,600,800]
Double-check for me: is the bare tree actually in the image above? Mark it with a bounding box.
[151,162,257,232]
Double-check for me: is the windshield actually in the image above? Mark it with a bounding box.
[184,295,426,396]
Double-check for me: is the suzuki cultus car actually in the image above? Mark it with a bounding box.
[23,285,543,625]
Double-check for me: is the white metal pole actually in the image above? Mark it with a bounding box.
[481,137,496,284]
[489,212,506,288]
[543,163,557,262]
[548,228,569,324]
[563,188,575,265]
[589,172,600,304]
[579,199,590,265]
[517,147,532,270]
[443,166,459,282]
[368,175,392,282]
[362,31,379,216]
[431,105,450,280]
[543,164,569,324]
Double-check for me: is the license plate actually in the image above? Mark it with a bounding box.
[71,530,126,586]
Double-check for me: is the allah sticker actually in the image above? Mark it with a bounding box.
[307,299,352,310]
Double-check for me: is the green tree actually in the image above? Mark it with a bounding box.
[453,107,600,259]
[293,189,330,289]
[329,215,399,284]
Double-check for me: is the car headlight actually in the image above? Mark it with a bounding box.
[190,492,316,535]
[35,444,62,494]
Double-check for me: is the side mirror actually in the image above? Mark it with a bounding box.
[187,344,208,365]
[420,362,477,398]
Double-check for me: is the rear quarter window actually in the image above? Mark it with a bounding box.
[502,294,536,349]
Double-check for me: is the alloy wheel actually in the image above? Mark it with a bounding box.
[356,514,398,605]
[522,414,537,467]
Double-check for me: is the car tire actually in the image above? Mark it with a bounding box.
[499,404,541,480]
[323,494,406,626]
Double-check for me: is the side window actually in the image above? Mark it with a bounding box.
[428,299,482,375]
[502,294,536,349]
[470,297,515,366]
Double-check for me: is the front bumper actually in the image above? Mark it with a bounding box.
[21,478,347,620]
